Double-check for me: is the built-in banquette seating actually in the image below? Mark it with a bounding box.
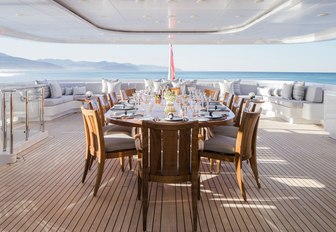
[36,79,325,124]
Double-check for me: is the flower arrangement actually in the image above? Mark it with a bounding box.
[85,91,94,99]
[164,90,176,103]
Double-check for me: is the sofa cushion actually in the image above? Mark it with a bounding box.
[73,86,86,95]
[305,86,323,103]
[278,99,304,108]
[49,81,62,98]
[62,95,74,103]
[35,80,51,99]
[65,87,73,95]
[240,83,257,95]
[292,81,305,100]
[281,83,293,100]
[219,80,241,95]
[44,97,64,106]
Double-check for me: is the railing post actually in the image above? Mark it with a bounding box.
[9,92,13,154]
[2,92,7,152]
[25,90,29,141]
[40,87,45,132]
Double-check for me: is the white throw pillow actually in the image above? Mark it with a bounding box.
[73,86,86,95]
[107,80,121,94]
[281,83,293,100]
[219,80,241,95]
[153,80,162,92]
[144,79,153,90]
[49,81,62,98]
[102,79,118,94]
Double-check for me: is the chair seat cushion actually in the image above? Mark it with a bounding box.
[104,132,135,152]
[211,126,238,138]
[204,134,236,154]
[103,124,133,135]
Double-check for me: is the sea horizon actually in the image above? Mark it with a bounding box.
[1,69,336,85]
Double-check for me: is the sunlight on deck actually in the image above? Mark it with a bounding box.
[270,177,325,188]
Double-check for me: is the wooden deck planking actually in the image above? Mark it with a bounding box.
[0,113,336,231]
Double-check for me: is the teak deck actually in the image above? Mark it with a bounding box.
[1,113,336,231]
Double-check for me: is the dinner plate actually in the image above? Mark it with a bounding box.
[112,105,134,110]
[164,117,183,121]
[197,118,209,122]
[205,115,223,119]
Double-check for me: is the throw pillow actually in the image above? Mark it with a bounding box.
[49,81,62,98]
[107,80,121,94]
[281,83,293,100]
[153,80,162,92]
[292,81,305,100]
[102,79,118,94]
[73,86,86,95]
[219,80,241,95]
[35,80,51,98]
[65,87,73,95]
[144,79,153,91]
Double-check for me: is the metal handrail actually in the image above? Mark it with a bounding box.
[0,85,45,154]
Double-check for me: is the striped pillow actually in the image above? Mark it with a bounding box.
[292,81,305,100]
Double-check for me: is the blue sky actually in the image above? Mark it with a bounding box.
[1,36,336,72]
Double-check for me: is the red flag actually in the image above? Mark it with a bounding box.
[169,44,175,80]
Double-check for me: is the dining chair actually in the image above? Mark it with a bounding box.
[204,88,219,101]
[169,87,181,95]
[210,101,256,172]
[137,120,200,231]
[107,92,119,106]
[81,106,137,196]
[212,100,256,137]
[231,95,244,127]
[125,88,136,97]
[223,92,234,109]
[200,109,262,201]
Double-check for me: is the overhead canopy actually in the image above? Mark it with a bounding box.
[0,0,336,44]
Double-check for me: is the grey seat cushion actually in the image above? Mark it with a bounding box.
[277,99,304,108]
[62,95,74,103]
[211,126,238,138]
[44,97,63,106]
[104,132,135,152]
[103,124,133,135]
[204,134,236,154]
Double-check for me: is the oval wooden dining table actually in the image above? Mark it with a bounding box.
[105,105,235,128]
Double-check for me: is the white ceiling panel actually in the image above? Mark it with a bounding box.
[0,0,335,44]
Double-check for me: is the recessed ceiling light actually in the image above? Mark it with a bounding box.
[255,0,264,3]
[235,15,243,18]
[190,15,199,19]
[15,13,24,17]
[317,13,329,17]
[196,0,206,3]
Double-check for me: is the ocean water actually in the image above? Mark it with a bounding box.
[1,70,336,85]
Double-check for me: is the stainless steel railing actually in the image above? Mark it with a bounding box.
[0,84,45,154]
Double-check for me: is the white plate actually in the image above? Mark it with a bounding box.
[205,115,223,119]
[112,105,134,110]
[164,117,183,121]
[197,118,209,122]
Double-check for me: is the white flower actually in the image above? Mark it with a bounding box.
[248,92,255,99]
[85,91,93,99]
